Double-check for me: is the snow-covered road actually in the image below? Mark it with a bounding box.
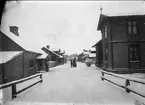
[6,62,138,105]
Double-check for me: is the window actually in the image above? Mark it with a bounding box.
[105,46,108,61]
[29,59,33,69]
[39,61,42,66]
[104,26,108,38]
[128,21,137,35]
[129,44,140,61]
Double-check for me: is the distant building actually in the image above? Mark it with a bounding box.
[77,53,84,62]
[36,53,49,72]
[89,47,96,63]
[53,49,65,64]
[41,47,64,67]
[97,13,145,73]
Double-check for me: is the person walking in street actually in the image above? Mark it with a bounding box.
[73,58,77,67]
[70,59,73,68]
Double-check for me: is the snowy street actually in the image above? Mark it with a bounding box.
[5,62,139,105]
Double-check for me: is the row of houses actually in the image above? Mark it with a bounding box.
[77,48,96,63]
[0,26,66,84]
[93,12,145,74]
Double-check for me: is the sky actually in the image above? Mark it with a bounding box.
[1,1,145,54]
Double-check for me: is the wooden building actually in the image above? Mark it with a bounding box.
[36,53,49,72]
[0,27,42,84]
[89,47,96,63]
[53,49,65,64]
[97,13,145,73]
[92,39,103,67]
[41,47,63,67]
[77,53,84,62]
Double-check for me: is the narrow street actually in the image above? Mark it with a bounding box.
[6,62,137,105]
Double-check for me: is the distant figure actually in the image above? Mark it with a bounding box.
[73,58,77,67]
[70,59,73,68]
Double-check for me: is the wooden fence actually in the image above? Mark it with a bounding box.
[0,73,43,99]
[101,70,145,98]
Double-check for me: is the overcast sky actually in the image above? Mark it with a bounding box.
[1,1,144,54]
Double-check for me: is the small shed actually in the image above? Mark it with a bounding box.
[36,53,49,72]
[41,47,64,66]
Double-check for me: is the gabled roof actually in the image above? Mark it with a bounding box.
[46,48,61,57]
[36,53,48,59]
[58,56,63,58]
[97,14,108,30]
[0,30,43,54]
[0,31,24,51]
[97,13,145,30]
[52,49,65,56]
[89,53,96,58]
[90,47,95,51]
[82,54,88,59]
[92,39,102,47]
[92,43,97,48]
[104,12,145,17]
[0,51,23,64]
[42,47,62,58]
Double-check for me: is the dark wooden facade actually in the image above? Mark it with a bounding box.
[77,53,84,62]
[36,54,49,72]
[93,39,103,68]
[41,47,64,66]
[0,31,41,84]
[97,13,145,73]
[2,51,40,83]
[0,31,24,51]
[37,59,47,71]
[0,63,3,84]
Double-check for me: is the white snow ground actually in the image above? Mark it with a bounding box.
[3,62,144,105]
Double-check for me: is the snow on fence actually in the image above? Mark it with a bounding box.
[0,73,43,101]
[101,70,145,104]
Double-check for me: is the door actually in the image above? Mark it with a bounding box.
[0,64,4,84]
[127,20,140,69]
[128,44,140,69]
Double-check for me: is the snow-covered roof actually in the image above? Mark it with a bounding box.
[45,47,62,57]
[89,53,96,58]
[90,47,96,52]
[59,55,63,58]
[83,51,89,55]
[51,48,60,51]
[0,51,23,64]
[36,53,48,59]
[92,39,102,47]
[82,54,88,59]
[103,12,145,17]
[98,13,145,30]
[0,30,43,54]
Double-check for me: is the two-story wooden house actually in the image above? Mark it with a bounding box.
[97,13,145,73]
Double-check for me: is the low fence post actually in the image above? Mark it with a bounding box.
[101,72,104,81]
[12,84,17,99]
[125,79,130,93]
[40,74,43,83]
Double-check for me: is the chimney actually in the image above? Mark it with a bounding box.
[59,49,61,52]
[46,45,50,49]
[9,26,19,36]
